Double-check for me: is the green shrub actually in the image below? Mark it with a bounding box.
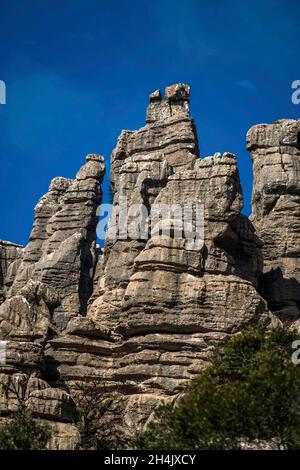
[0,408,51,450]
[135,327,300,450]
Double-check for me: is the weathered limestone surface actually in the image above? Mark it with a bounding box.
[0,282,79,446]
[10,154,105,330]
[248,119,300,322]
[0,241,23,303]
[0,155,105,448]
[0,372,78,449]
[0,84,297,448]
[46,85,267,438]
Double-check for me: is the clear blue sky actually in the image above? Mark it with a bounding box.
[0,0,299,245]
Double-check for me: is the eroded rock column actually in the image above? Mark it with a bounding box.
[0,154,105,449]
[47,85,267,439]
[10,154,105,330]
[248,119,300,322]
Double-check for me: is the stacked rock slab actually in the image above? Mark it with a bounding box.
[0,277,80,448]
[0,154,105,449]
[248,120,300,322]
[89,84,199,327]
[46,84,266,440]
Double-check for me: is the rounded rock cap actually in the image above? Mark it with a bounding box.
[49,177,72,192]
[86,153,105,162]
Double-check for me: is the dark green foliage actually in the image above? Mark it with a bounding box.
[135,327,300,450]
[0,408,51,450]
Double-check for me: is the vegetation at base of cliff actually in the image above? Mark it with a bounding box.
[134,326,300,450]
[74,381,129,450]
[0,408,51,450]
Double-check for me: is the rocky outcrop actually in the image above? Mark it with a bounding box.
[90,84,199,322]
[9,154,105,330]
[0,154,105,448]
[0,241,23,303]
[0,84,298,448]
[0,279,79,448]
[248,119,300,322]
[45,85,267,440]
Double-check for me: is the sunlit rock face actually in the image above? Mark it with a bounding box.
[1,84,297,447]
[248,119,300,322]
[46,84,266,439]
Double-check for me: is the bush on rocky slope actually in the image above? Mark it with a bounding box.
[135,326,300,450]
[0,408,51,450]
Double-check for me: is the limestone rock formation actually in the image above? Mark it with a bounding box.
[0,83,298,448]
[0,154,105,448]
[248,119,300,322]
[45,84,267,439]
[0,241,23,303]
[9,154,105,330]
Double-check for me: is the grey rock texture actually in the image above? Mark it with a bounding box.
[0,241,23,303]
[0,84,298,448]
[46,85,267,440]
[0,154,105,448]
[248,119,300,322]
[9,154,105,330]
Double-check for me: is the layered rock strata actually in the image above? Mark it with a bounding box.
[0,154,105,448]
[0,84,298,448]
[9,154,105,330]
[248,119,300,322]
[45,85,267,438]
[0,241,23,303]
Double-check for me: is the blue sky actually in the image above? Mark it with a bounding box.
[0,0,299,245]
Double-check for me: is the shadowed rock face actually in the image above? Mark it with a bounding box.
[248,119,300,322]
[0,84,297,448]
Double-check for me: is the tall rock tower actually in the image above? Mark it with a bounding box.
[248,119,300,322]
[47,85,266,439]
